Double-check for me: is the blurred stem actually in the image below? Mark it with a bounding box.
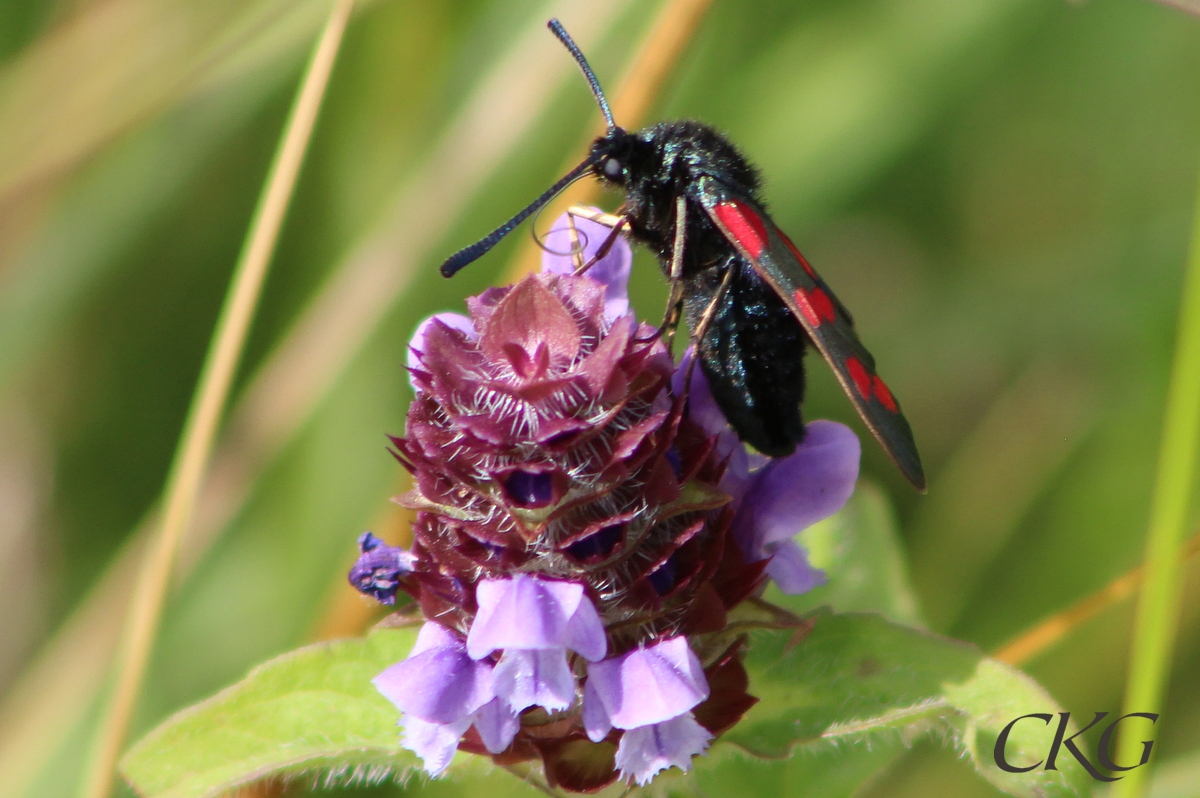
[1152,0,1200,19]
[503,0,712,281]
[75,2,354,797]
[1113,155,1200,797]
[993,530,1200,666]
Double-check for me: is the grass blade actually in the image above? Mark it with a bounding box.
[75,2,355,796]
[993,531,1200,666]
[1113,152,1200,797]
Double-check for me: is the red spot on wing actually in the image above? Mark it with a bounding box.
[846,357,871,400]
[847,358,900,412]
[872,376,898,412]
[777,228,817,278]
[714,200,768,259]
[792,287,837,328]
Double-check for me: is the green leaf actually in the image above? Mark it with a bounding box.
[120,627,418,798]
[724,612,1090,798]
[775,480,924,625]
[696,738,904,798]
[691,482,922,797]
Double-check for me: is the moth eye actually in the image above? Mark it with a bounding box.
[603,158,622,178]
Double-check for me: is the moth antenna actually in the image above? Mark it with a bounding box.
[548,19,615,130]
[440,155,596,277]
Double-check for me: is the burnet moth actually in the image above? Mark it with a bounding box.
[440,19,926,491]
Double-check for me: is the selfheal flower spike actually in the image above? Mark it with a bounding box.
[352,210,860,790]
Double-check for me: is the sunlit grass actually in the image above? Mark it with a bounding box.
[78,2,355,795]
[1114,149,1200,798]
[2,0,1200,796]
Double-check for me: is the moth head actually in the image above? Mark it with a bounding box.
[590,127,636,187]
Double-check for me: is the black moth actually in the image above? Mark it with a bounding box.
[440,19,925,491]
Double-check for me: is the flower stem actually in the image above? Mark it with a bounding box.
[1112,155,1200,797]
[75,2,354,796]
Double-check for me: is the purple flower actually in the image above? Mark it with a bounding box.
[468,574,606,713]
[676,356,860,594]
[615,715,716,786]
[583,636,712,784]
[348,532,416,605]
[373,622,518,773]
[733,419,858,592]
[671,349,768,489]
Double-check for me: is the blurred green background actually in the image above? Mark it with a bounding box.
[2,0,1200,795]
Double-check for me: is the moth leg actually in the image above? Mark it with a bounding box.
[563,207,629,277]
[566,208,585,273]
[571,214,628,277]
[681,262,735,393]
[661,195,688,353]
[567,205,623,228]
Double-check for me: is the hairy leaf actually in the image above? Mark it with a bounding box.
[120,627,418,798]
[724,612,1089,798]
[696,738,903,798]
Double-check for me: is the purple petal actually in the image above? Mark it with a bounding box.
[492,648,575,713]
[564,595,607,662]
[472,697,520,754]
[401,714,472,776]
[764,539,827,595]
[409,620,461,657]
[408,313,476,388]
[502,470,555,507]
[582,678,612,742]
[614,713,712,786]
[467,575,603,659]
[584,637,709,730]
[734,420,860,556]
[541,211,632,322]
[374,625,494,724]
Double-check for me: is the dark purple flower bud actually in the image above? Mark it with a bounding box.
[501,469,556,507]
[564,523,623,562]
[647,556,677,596]
[348,532,416,605]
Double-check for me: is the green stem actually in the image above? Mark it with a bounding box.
[75,2,354,796]
[1113,150,1200,796]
